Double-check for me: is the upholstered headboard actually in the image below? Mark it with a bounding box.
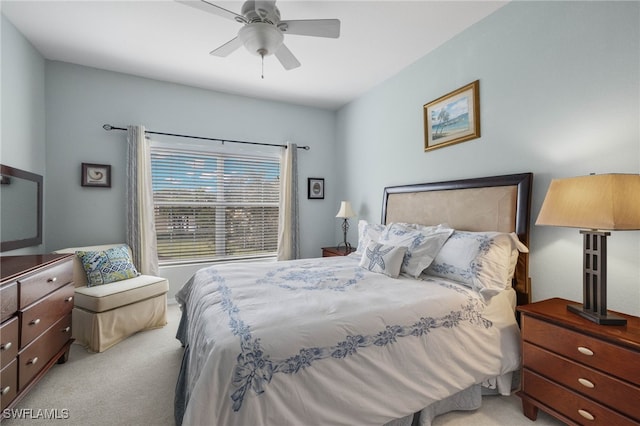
[381,173,533,305]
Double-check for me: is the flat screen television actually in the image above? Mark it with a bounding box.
[0,164,43,252]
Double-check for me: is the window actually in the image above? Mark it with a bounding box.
[150,144,280,265]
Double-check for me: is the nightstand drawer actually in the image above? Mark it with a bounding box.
[522,316,640,386]
[322,247,355,257]
[523,342,640,420]
[523,369,637,425]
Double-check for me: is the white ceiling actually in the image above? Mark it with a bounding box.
[2,1,508,110]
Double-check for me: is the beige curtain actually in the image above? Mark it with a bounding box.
[277,142,299,260]
[126,125,159,275]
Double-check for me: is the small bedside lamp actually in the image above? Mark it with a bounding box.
[335,201,357,252]
[536,173,640,325]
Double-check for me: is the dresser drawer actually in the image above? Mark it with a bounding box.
[19,258,73,309]
[20,282,74,348]
[0,282,18,322]
[523,341,640,421]
[18,313,72,390]
[1,358,17,411]
[1,317,19,367]
[523,369,637,425]
[522,316,640,386]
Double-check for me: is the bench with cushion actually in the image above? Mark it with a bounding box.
[54,244,168,352]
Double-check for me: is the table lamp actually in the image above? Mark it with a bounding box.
[536,173,640,325]
[336,201,357,252]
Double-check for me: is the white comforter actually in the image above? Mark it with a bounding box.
[176,255,520,426]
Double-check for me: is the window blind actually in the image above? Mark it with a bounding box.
[150,146,280,264]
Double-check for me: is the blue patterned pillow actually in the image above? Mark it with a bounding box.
[359,241,407,278]
[380,223,454,278]
[355,220,386,255]
[424,231,528,298]
[76,245,140,287]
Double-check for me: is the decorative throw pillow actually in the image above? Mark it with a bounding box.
[424,231,529,298]
[379,223,454,278]
[355,220,386,255]
[76,245,140,287]
[359,241,407,278]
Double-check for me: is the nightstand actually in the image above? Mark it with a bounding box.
[517,298,640,425]
[322,246,355,257]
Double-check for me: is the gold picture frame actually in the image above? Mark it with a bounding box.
[424,80,480,151]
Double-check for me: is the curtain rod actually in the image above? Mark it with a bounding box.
[102,124,310,150]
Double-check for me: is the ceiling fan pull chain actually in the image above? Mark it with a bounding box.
[261,52,265,79]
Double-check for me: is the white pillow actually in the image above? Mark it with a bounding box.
[380,223,454,278]
[359,241,407,278]
[355,220,386,255]
[424,231,529,299]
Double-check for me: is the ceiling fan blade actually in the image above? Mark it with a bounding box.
[175,0,246,23]
[210,37,243,57]
[275,44,301,70]
[278,19,340,38]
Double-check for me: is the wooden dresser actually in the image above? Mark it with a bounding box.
[517,298,640,425]
[0,254,75,412]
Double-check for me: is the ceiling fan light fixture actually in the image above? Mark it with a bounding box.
[239,22,283,57]
[178,0,341,71]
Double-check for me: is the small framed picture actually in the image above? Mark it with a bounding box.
[307,178,324,199]
[424,80,480,151]
[81,163,111,187]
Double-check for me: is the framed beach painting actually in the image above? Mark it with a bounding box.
[424,80,480,151]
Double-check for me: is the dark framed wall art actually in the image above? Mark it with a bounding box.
[307,178,324,199]
[81,163,111,187]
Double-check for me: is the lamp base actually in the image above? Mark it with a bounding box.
[567,303,627,326]
[336,242,352,253]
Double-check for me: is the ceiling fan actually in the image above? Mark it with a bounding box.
[177,0,341,73]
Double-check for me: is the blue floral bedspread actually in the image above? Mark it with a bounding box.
[175,256,520,426]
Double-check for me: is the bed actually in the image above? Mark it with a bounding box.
[174,172,533,426]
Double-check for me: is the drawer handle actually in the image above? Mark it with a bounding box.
[578,378,595,388]
[27,356,39,365]
[62,326,71,333]
[1,386,10,396]
[578,409,595,421]
[47,277,57,283]
[577,346,594,356]
[65,296,73,302]
[29,318,41,326]
[0,342,11,351]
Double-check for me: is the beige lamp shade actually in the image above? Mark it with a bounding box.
[536,174,640,230]
[336,201,356,218]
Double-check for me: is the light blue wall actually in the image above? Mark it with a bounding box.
[336,1,640,315]
[0,14,46,255]
[43,62,338,298]
[3,2,639,314]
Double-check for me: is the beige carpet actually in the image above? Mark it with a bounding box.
[2,304,563,426]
